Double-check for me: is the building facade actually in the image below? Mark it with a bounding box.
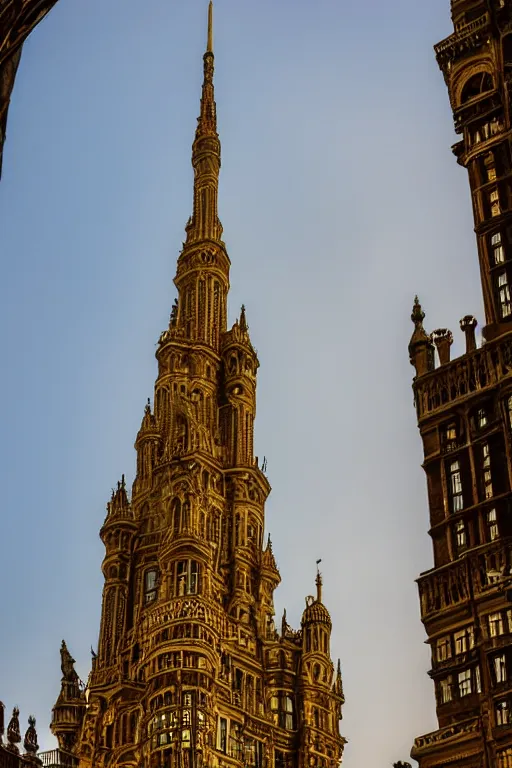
[409,1,512,766]
[0,0,59,179]
[49,6,345,768]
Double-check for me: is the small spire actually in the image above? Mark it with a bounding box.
[207,1,214,53]
[240,304,247,332]
[411,295,425,325]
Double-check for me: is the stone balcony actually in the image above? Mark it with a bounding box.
[411,717,480,758]
[434,12,490,69]
[418,559,470,620]
[414,330,512,421]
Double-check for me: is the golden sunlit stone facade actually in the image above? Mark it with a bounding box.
[49,6,345,768]
[410,1,512,766]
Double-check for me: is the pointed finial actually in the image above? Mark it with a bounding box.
[315,559,323,602]
[411,295,425,325]
[267,533,272,551]
[240,304,247,332]
[207,1,214,53]
[23,716,38,755]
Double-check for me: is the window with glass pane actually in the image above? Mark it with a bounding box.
[475,665,482,693]
[489,612,505,637]
[455,520,467,550]
[495,654,508,683]
[218,718,227,753]
[477,408,488,428]
[482,443,493,499]
[229,722,243,760]
[145,570,158,603]
[445,423,457,441]
[492,232,505,263]
[436,637,451,662]
[176,560,199,595]
[498,272,512,317]
[281,697,294,730]
[440,677,452,703]
[490,188,501,217]
[458,669,472,696]
[497,700,511,725]
[454,627,474,655]
[488,508,499,541]
[449,461,464,512]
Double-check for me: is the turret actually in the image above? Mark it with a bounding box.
[298,569,344,768]
[133,399,160,497]
[50,641,86,754]
[97,477,136,667]
[221,305,259,467]
[408,296,435,377]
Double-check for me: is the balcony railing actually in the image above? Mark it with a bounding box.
[434,13,489,59]
[418,559,470,619]
[412,716,479,755]
[39,750,78,767]
[414,331,512,420]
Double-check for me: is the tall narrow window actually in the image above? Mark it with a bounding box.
[477,408,488,429]
[218,718,227,753]
[508,395,512,428]
[497,700,511,725]
[498,272,512,317]
[492,232,505,263]
[455,520,467,551]
[490,188,501,217]
[483,443,493,499]
[458,669,472,696]
[436,636,452,662]
[454,627,474,655]
[449,460,464,512]
[488,509,499,541]
[145,570,158,604]
[176,560,199,596]
[489,612,505,637]
[495,654,508,683]
[440,677,453,703]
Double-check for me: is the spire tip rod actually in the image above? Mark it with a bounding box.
[207,1,214,53]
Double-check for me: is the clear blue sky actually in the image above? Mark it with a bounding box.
[0,1,484,765]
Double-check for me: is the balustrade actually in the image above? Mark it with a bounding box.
[418,560,470,619]
[414,332,512,420]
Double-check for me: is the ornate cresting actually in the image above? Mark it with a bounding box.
[48,4,346,768]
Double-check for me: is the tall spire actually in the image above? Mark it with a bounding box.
[184,0,223,244]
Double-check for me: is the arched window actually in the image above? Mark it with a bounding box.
[460,71,493,104]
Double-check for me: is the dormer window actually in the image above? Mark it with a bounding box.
[145,569,158,604]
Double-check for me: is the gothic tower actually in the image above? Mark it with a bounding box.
[410,1,512,766]
[48,6,346,768]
